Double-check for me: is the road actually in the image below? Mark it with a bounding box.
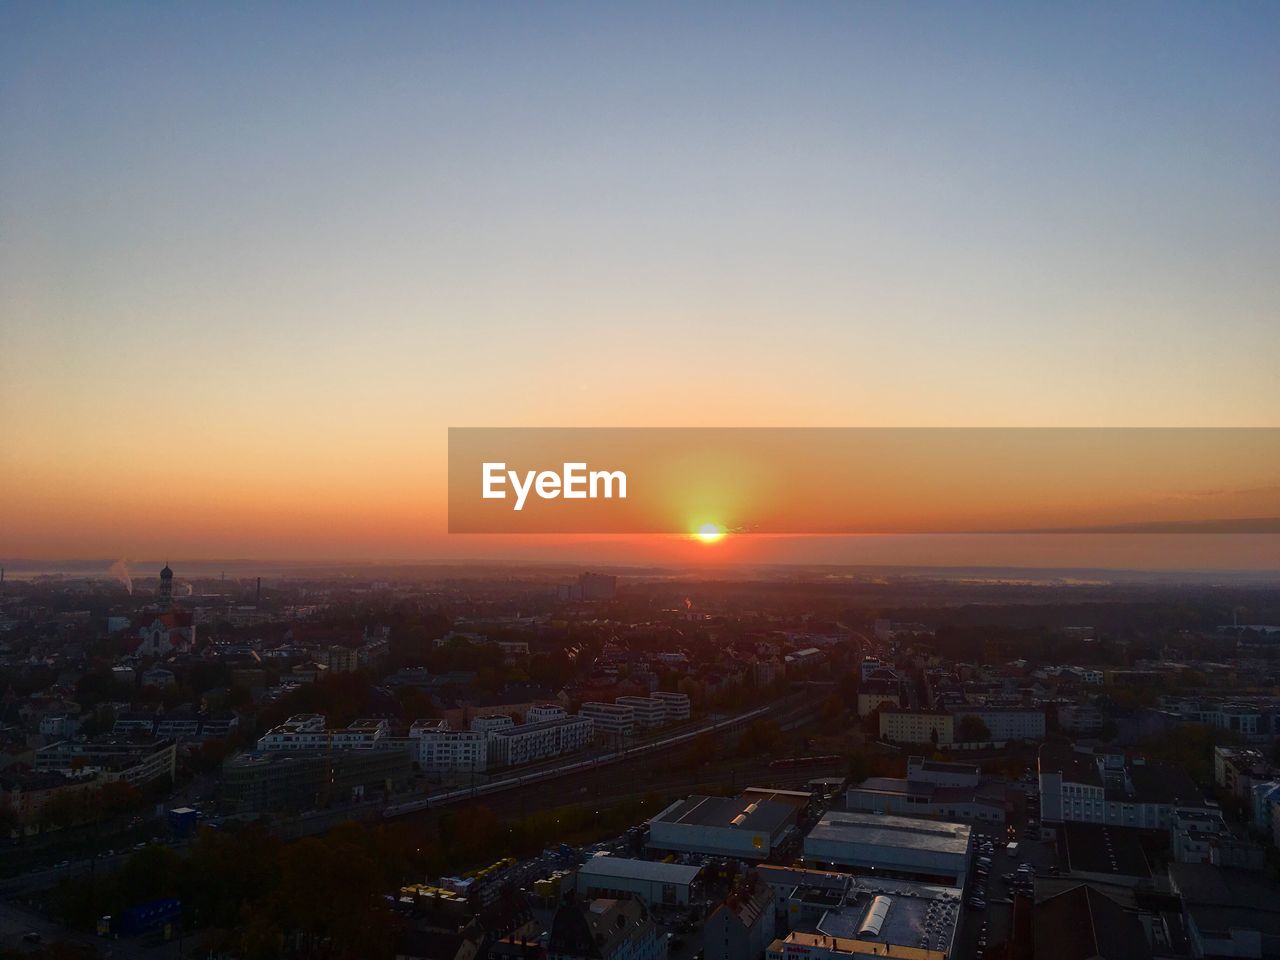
[0,898,184,960]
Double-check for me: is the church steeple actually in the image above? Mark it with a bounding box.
[158,562,174,610]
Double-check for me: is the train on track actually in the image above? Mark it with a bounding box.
[382,704,774,817]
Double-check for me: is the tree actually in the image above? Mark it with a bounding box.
[957,715,991,742]
[737,720,783,758]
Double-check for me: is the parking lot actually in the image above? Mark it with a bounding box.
[956,783,1060,959]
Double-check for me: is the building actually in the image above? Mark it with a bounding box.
[35,737,176,787]
[527,703,568,723]
[878,707,1045,746]
[38,715,79,739]
[1057,703,1106,735]
[472,715,516,736]
[141,667,177,688]
[579,701,635,739]
[649,795,798,861]
[785,649,824,671]
[1213,746,1270,799]
[802,811,972,887]
[755,866,851,931]
[113,711,157,737]
[546,898,664,960]
[155,709,202,741]
[200,712,239,739]
[616,696,668,728]
[856,681,901,719]
[1172,702,1271,740]
[409,719,487,775]
[157,563,174,609]
[486,715,593,768]
[1250,780,1280,836]
[768,929,943,960]
[329,718,390,750]
[650,691,691,722]
[135,609,196,657]
[327,645,360,673]
[705,879,776,960]
[1168,808,1264,870]
[221,747,413,814]
[1,771,98,825]
[1169,863,1280,960]
[575,857,702,908]
[766,876,962,960]
[556,572,619,603]
[960,707,1045,742]
[1039,743,1208,829]
[257,715,393,753]
[878,710,953,746]
[1033,884,1152,960]
[845,757,1008,824]
[257,714,329,751]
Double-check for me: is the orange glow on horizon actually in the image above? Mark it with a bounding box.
[695,523,726,544]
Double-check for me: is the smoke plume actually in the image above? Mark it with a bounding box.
[109,558,133,595]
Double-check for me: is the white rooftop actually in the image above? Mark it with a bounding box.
[577,857,702,885]
[807,811,972,856]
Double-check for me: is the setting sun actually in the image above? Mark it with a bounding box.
[695,523,725,544]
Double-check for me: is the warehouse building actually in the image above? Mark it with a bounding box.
[845,757,1009,824]
[767,875,962,960]
[575,856,703,907]
[803,811,972,886]
[649,795,798,861]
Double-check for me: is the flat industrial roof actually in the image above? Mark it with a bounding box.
[577,857,702,885]
[653,795,794,835]
[1061,823,1151,879]
[807,811,971,857]
[817,882,961,957]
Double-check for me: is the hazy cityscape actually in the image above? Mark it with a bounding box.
[0,561,1275,959]
[4,2,1279,959]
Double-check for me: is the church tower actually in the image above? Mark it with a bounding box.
[158,563,173,610]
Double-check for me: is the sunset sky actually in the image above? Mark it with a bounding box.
[2,3,1278,566]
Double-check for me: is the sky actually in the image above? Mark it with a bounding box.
[1,2,1278,566]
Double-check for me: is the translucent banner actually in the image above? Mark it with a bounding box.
[448,428,1280,535]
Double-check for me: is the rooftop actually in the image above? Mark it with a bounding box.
[1061,823,1151,879]
[1034,884,1152,960]
[1170,864,1280,939]
[773,931,945,960]
[807,811,972,858]
[576,857,701,885]
[490,716,591,737]
[814,878,961,958]
[652,795,794,836]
